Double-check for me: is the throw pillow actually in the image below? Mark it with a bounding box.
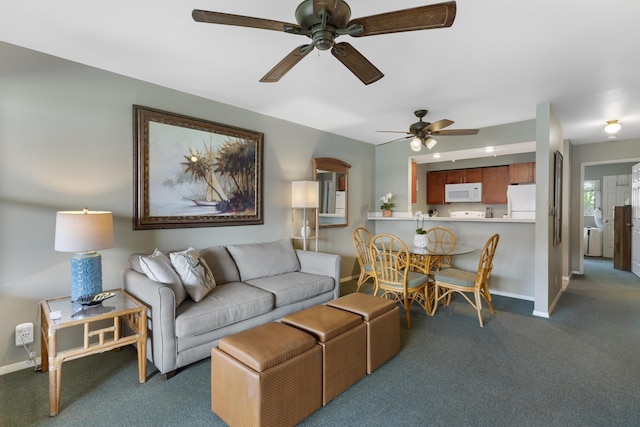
[227,239,300,281]
[139,249,187,307]
[170,247,216,302]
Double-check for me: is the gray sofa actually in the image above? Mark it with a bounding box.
[122,239,341,377]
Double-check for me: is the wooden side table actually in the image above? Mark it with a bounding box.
[39,289,147,416]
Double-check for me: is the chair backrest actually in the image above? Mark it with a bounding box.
[352,226,373,268]
[425,227,456,254]
[369,233,410,288]
[475,233,500,288]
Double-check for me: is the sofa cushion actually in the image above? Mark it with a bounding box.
[174,282,274,337]
[199,246,240,285]
[170,247,216,302]
[139,249,187,307]
[246,272,334,307]
[227,239,300,281]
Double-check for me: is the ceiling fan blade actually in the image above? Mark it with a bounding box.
[349,1,456,37]
[376,130,411,134]
[192,9,302,33]
[379,136,412,146]
[260,45,313,83]
[425,119,454,133]
[331,42,384,85]
[432,129,480,136]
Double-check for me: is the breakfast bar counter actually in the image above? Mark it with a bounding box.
[368,212,536,301]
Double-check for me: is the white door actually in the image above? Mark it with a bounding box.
[632,164,640,277]
[602,175,631,258]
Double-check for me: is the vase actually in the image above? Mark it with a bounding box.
[414,234,427,248]
[382,209,392,217]
[301,220,311,238]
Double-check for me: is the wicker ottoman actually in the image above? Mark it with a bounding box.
[281,305,366,405]
[328,293,401,374]
[211,322,322,427]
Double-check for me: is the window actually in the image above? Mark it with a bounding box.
[584,180,600,217]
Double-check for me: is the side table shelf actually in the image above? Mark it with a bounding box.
[39,288,147,416]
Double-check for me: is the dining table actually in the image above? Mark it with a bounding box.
[407,243,475,275]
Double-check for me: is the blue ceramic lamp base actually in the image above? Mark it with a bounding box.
[70,252,103,301]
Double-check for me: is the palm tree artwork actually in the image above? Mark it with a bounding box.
[164,137,256,215]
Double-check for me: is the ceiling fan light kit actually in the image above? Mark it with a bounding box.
[192,0,457,84]
[604,119,621,134]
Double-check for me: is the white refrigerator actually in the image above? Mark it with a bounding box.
[507,184,536,219]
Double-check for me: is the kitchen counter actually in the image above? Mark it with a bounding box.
[367,212,535,224]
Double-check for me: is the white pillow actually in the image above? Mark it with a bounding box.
[170,247,216,302]
[139,249,187,307]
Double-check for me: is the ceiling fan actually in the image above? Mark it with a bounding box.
[378,109,479,151]
[192,0,456,85]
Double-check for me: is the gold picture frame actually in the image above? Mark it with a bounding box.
[133,105,263,229]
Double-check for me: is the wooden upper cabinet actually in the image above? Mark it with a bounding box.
[482,166,510,204]
[510,162,536,184]
[446,168,483,184]
[426,171,447,204]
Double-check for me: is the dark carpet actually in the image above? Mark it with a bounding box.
[2,257,639,426]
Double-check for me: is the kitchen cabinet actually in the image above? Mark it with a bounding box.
[510,162,536,184]
[446,168,483,184]
[426,171,447,204]
[482,166,510,204]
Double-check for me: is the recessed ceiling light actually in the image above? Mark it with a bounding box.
[483,147,495,153]
[433,153,441,158]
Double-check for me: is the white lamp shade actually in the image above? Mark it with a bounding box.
[55,210,114,252]
[425,137,438,150]
[410,137,422,152]
[291,181,319,208]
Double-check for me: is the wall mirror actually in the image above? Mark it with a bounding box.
[313,157,351,228]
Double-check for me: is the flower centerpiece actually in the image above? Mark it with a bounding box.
[414,211,428,248]
[380,193,395,217]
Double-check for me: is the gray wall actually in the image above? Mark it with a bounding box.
[0,42,375,368]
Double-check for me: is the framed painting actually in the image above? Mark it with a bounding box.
[133,105,264,229]
[553,150,563,246]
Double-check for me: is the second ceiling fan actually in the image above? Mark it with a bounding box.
[378,109,479,151]
[192,0,457,85]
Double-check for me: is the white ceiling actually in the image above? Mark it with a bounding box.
[1,0,639,150]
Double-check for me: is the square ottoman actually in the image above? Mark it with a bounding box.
[328,293,401,373]
[211,322,322,427]
[281,305,366,405]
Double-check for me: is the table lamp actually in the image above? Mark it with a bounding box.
[54,208,114,300]
[291,181,319,250]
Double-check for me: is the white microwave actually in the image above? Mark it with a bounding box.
[445,182,483,203]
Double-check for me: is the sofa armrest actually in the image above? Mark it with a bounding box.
[121,268,178,374]
[296,250,341,299]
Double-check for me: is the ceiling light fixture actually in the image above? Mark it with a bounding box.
[483,146,495,153]
[604,119,621,134]
[425,137,438,150]
[410,136,422,152]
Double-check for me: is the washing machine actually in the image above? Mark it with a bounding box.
[583,227,602,256]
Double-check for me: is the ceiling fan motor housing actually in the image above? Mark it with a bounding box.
[296,0,351,49]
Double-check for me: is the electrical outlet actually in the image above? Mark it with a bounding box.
[15,322,34,346]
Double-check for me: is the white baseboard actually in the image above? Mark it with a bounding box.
[490,289,534,301]
[0,357,41,376]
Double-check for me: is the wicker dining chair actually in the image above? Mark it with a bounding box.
[431,233,499,327]
[425,226,456,270]
[369,233,431,328]
[352,226,376,293]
